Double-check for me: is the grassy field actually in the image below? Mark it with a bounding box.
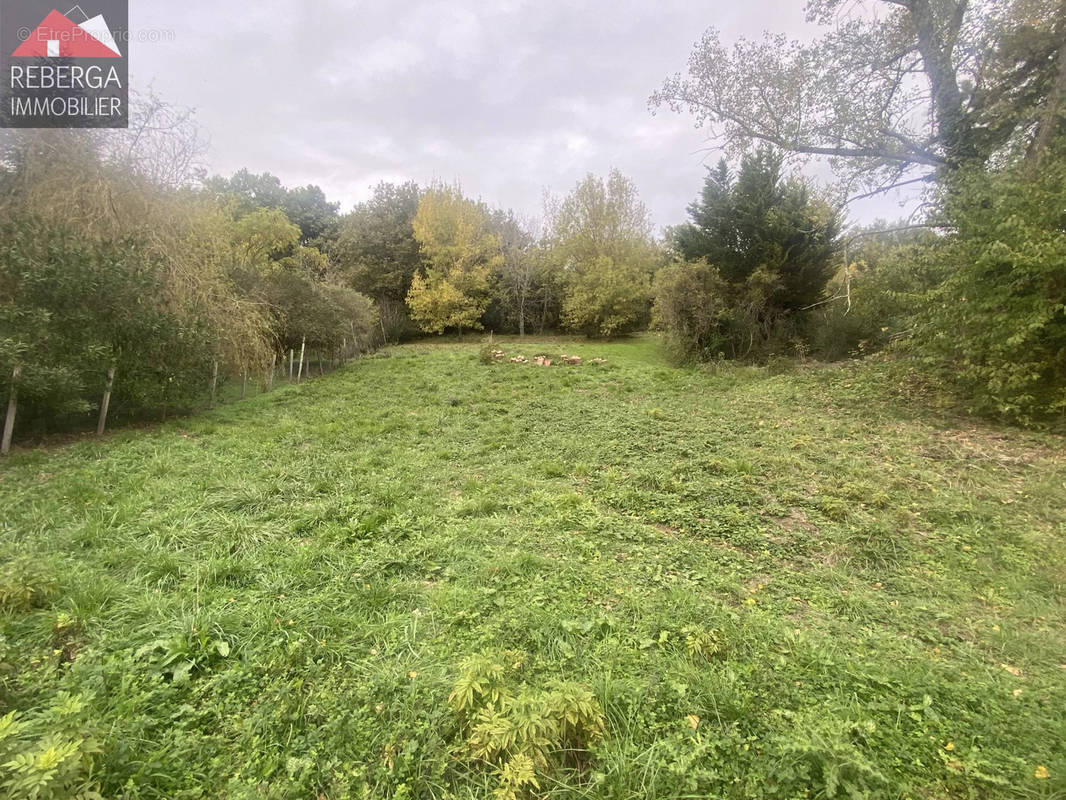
[1,337,1064,799]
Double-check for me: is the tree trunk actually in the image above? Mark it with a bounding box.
[909,0,976,164]
[210,361,219,407]
[97,365,116,436]
[1,367,20,457]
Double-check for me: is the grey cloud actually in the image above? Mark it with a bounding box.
[128,1,913,230]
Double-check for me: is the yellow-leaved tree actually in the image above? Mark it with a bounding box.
[550,169,659,337]
[407,184,502,334]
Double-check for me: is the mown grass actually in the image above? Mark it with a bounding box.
[1,336,1064,799]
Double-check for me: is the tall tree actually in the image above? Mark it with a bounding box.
[671,149,841,313]
[331,182,422,340]
[550,170,657,337]
[205,169,340,246]
[407,185,502,335]
[652,0,1066,197]
[487,209,541,336]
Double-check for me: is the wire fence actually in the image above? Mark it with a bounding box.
[1,337,371,457]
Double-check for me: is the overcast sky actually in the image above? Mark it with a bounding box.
[128,1,917,230]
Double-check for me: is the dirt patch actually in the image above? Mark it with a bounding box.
[774,507,817,534]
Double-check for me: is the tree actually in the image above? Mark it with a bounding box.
[232,207,301,266]
[651,0,1066,198]
[655,150,841,362]
[908,161,1066,422]
[671,149,841,313]
[407,185,501,335]
[205,169,340,246]
[487,209,541,336]
[550,170,658,337]
[0,125,274,423]
[331,182,423,341]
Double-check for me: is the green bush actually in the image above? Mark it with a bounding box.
[910,162,1066,422]
[0,214,215,428]
[652,260,807,363]
[806,238,943,362]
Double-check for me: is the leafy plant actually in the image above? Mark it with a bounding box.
[771,715,887,799]
[133,627,234,684]
[0,696,102,800]
[908,161,1066,422]
[450,654,606,799]
[0,559,59,612]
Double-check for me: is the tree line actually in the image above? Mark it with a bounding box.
[2,0,1063,446]
[329,0,1065,424]
[652,0,1065,423]
[0,104,378,450]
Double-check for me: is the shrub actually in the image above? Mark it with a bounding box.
[0,215,216,427]
[910,162,1066,422]
[806,237,943,362]
[652,260,806,363]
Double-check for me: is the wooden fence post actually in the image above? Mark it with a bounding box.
[97,365,116,436]
[241,371,248,400]
[2,366,20,457]
[210,361,219,407]
[268,353,276,391]
[289,349,295,380]
[297,337,306,383]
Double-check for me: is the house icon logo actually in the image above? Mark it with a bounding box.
[12,6,121,58]
[2,0,128,128]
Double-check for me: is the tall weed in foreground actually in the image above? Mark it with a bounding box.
[0,696,102,800]
[449,653,605,799]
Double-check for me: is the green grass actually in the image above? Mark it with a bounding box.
[1,336,1064,799]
